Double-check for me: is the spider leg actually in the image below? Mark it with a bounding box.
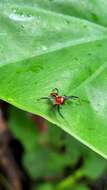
[37,97,50,101]
[57,105,64,118]
[51,104,57,116]
[71,96,81,104]
[52,88,59,94]
[64,96,81,104]
[64,95,79,99]
[52,104,57,110]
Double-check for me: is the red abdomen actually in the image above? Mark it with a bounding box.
[55,96,64,105]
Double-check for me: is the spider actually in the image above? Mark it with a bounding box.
[38,88,80,118]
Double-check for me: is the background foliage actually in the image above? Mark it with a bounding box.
[9,106,107,190]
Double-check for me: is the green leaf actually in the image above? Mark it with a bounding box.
[74,185,89,190]
[36,183,54,190]
[1,1,107,158]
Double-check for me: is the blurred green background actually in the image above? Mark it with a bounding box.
[7,106,107,190]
